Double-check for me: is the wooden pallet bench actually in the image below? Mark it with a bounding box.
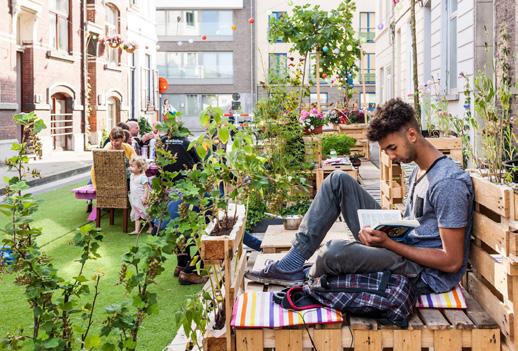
[379,151,405,209]
[238,252,500,351]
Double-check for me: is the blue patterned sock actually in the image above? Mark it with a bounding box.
[276,247,306,272]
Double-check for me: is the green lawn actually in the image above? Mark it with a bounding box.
[0,182,200,350]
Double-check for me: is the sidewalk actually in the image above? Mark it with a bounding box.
[0,150,93,193]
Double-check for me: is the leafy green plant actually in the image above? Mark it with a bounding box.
[278,199,311,217]
[1,112,105,350]
[321,133,356,157]
[138,116,152,134]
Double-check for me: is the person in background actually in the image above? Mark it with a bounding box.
[90,127,136,189]
[102,122,130,147]
[127,120,154,157]
[128,157,151,235]
[162,98,177,118]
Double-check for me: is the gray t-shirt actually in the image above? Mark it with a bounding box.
[403,156,473,293]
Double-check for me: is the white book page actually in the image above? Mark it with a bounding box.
[357,209,402,229]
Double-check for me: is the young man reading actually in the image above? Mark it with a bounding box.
[245,98,473,295]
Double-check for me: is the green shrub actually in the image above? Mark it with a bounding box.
[322,133,356,157]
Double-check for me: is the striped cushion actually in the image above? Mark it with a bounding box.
[231,292,343,328]
[416,285,466,309]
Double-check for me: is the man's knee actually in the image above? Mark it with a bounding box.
[324,170,355,189]
[311,240,357,276]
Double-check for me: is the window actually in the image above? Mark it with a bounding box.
[358,92,377,111]
[105,5,120,65]
[310,93,328,105]
[49,0,70,52]
[268,11,285,43]
[50,93,73,150]
[165,94,232,118]
[360,53,376,84]
[308,53,328,84]
[359,12,375,43]
[142,54,152,108]
[446,0,458,90]
[156,10,233,37]
[157,52,233,81]
[268,53,287,79]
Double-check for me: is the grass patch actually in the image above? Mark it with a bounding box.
[0,182,200,350]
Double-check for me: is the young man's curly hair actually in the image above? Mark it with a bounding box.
[367,98,420,142]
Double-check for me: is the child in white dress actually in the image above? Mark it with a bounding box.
[128,157,151,234]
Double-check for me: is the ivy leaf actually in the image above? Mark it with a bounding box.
[218,127,230,144]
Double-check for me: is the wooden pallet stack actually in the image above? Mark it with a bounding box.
[200,204,248,351]
[379,151,405,209]
[465,174,518,351]
[428,137,463,164]
[335,123,370,159]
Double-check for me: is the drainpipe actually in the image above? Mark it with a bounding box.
[250,0,254,111]
[80,0,87,150]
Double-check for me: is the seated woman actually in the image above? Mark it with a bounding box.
[90,126,137,189]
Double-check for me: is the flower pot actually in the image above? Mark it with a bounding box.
[283,215,303,230]
[350,156,362,168]
[304,126,323,135]
[503,159,518,183]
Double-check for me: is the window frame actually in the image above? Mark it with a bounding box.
[446,0,458,92]
[359,12,375,43]
[268,11,286,43]
[49,0,71,53]
[268,52,288,80]
[105,4,121,65]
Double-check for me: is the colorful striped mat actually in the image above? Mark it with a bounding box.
[416,285,466,309]
[231,292,343,328]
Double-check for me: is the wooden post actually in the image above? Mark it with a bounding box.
[316,51,321,112]
[224,239,232,351]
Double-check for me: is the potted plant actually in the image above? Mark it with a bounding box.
[299,107,327,134]
[122,40,137,53]
[105,34,122,48]
[321,133,356,158]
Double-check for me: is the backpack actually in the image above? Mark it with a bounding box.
[274,271,416,328]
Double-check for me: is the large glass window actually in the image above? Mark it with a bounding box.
[49,0,70,52]
[157,52,233,81]
[359,12,375,43]
[360,53,376,84]
[447,0,458,90]
[156,10,233,37]
[268,53,287,79]
[166,94,233,118]
[105,5,120,65]
[268,11,286,43]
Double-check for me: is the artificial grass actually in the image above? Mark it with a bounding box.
[0,182,200,350]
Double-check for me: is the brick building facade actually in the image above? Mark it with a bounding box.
[0,0,156,159]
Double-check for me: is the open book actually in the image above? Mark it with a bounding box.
[357,209,420,242]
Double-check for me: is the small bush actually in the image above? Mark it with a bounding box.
[322,133,356,157]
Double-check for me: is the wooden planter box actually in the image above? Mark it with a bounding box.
[466,174,518,351]
[379,151,406,209]
[199,204,247,351]
[315,164,359,191]
[427,137,463,163]
[335,123,370,159]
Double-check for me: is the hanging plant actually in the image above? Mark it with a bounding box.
[122,41,138,53]
[105,34,122,49]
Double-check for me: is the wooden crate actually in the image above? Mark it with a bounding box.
[236,253,500,351]
[379,151,405,209]
[198,204,248,351]
[260,222,347,254]
[427,137,463,163]
[315,164,359,192]
[465,174,518,351]
[335,124,371,159]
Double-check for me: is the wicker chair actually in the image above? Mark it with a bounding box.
[93,150,129,232]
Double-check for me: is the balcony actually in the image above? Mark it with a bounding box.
[359,70,376,84]
[359,31,375,43]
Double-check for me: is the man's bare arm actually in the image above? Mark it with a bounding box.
[359,227,465,273]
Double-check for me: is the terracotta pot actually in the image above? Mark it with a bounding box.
[303,125,323,135]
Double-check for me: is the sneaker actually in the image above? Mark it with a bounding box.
[178,271,208,285]
[244,261,305,286]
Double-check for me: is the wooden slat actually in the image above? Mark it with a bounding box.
[418,309,450,329]
[393,329,421,351]
[471,329,501,351]
[230,252,248,304]
[427,136,462,149]
[433,329,462,351]
[473,211,512,255]
[273,329,303,351]
[470,244,510,300]
[235,329,263,351]
[463,287,500,328]
[467,272,513,339]
[350,316,379,330]
[313,328,342,351]
[442,309,475,329]
[353,330,382,351]
[471,174,511,218]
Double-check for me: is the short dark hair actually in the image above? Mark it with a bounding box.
[117,122,129,131]
[367,98,420,142]
[109,127,125,140]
